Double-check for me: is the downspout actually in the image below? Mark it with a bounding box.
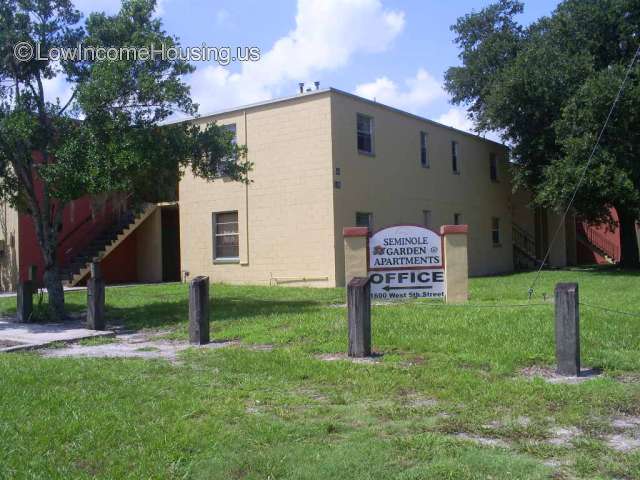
[241,109,250,265]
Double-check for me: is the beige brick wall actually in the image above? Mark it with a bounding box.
[136,208,163,282]
[0,202,19,291]
[330,92,513,284]
[178,93,337,287]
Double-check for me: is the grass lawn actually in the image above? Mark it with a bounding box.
[1,268,640,479]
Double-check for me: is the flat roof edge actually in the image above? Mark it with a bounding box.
[162,86,506,149]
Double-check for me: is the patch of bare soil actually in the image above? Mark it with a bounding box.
[606,434,640,452]
[454,433,510,448]
[316,352,383,364]
[546,427,583,446]
[242,343,275,352]
[520,366,603,384]
[40,330,237,362]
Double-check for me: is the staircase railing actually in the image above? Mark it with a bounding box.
[577,223,620,262]
[58,196,129,268]
[512,223,537,261]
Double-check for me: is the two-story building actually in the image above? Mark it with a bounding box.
[178,87,542,287]
[1,86,584,291]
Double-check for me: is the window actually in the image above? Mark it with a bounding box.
[420,131,429,168]
[355,212,373,229]
[489,153,498,181]
[213,211,239,261]
[451,141,460,174]
[492,217,501,245]
[423,210,432,229]
[357,114,374,154]
[454,213,462,225]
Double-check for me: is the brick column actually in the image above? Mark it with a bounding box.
[343,227,369,285]
[440,225,469,304]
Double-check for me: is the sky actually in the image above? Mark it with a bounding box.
[51,0,562,138]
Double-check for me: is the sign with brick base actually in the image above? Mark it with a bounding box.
[343,224,468,304]
[368,225,444,300]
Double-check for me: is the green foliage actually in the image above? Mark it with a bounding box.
[444,0,640,227]
[0,0,250,310]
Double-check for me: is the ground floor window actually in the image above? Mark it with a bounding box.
[213,211,239,261]
[356,212,373,230]
[492,217,501,246]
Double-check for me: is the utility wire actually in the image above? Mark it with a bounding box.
[579,301,640,318]
[527,43,640,299]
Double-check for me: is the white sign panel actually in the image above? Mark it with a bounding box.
[369,269,445,299]
[368,225,444,300]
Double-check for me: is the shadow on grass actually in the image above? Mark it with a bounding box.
[105,296,330,330]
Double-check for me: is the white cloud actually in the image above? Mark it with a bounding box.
[354,69,444,113]
[186,0,405,114]
[436,107,475,133]
[42,63,74,106]
[437,107,503,142]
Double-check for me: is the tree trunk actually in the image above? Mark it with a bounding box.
[617,207,640,269]
[42,252,66,321]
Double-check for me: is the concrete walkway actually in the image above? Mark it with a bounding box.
[0,319,114,352]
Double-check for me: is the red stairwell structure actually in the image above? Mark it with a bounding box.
[576,208,621,265]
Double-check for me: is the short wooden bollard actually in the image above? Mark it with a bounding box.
[87,263,105,330]
[189,276,210,345]
[555,283,580,376]
[347,277,371,357]
[16,281,33,323]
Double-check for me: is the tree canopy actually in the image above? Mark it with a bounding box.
[445,0,640,266]
[0,0,249,318]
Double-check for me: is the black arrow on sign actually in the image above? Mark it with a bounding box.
[382,285,433,291]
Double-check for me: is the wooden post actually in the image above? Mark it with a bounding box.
[555,283,580,376]
[189,276,210,345]
[348,277,371,357]
[440,225,469,303]
[16,281,33,323]
[87,262,105,330]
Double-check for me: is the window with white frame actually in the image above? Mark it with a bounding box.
[357,114,374,154]
[423,210,432,229]
[420,131,429,168]
[355,212,373,229]
[213,211,239,260]
[489,153,498,181]
[492,217,501,245]
[451,140,460,174]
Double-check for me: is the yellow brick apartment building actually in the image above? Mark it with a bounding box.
[177,87,570,287]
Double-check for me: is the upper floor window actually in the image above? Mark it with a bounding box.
[451,141,460,174]
[357,114,374,154]
[356,212,373,230]
[492,217,501,245]
[420,131,429,168]
[489,153,498,181]
[454,213,462,225]
[213,211,239,261]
